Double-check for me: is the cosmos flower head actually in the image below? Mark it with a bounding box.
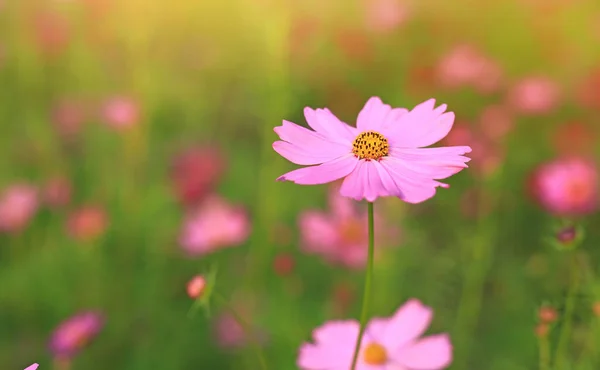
[274,97,471,203]
[66,205,109,242]
[507,76,561,115]
[49,311,104,359]
[0,184,38,234]
[298,299,452,369]
[179,195,251,257]
[100,96,140,130]
[529,157,599,216]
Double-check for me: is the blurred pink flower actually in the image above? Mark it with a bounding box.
[273,253,295,276]
[552,121,597,156]
[529,157,599,216]
[25,364,39,370]
[298,299,452,369]
[575,68,600,110]
[0,184,38,233]
[179,195,250,257]
[100,96,140,130]
[213,294,267,349]
[49,311,104,359]
[170,146,226,207]
[363,0,411,34]
[477,105,514,141]
[66,205,108,242]
[51,99,87,139]
[274,97,471,203]
[186,275,206,299]
[298,185,393,269]
[507,76,561,115]
[33,12,70,56]
[43,177,72,208]
[435,44,503,94]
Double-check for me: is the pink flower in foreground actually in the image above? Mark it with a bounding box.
[0,184,38,233]
[100,96,139,130]
[299,185,392,269]
[298,299,452,369]
[49,311,104,359]
[25,364,39,370]
[179,195,250,256]
[529,157,599,216]
[274,97,472,203]
[507,76,561,115]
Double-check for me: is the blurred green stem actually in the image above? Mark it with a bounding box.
[350,202,375,370]
[213,292,268,370]
[538,333,551,370]
[554,252,580,369]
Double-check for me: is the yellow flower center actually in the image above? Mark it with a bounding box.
[352,131,389,160]
[362,342,388,365]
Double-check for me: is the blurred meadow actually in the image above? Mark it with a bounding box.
[2,0,600,369]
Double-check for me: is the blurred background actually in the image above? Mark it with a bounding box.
[1,0,600,369]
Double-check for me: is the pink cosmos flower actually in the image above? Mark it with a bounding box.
[49,311,104,359]
[435,44,503,94]
[186,275,206,299]
[299,185,391,269]
[363,0,411,34]
[298,299,452,369]
[0,184,38,233]
[66,205,108,242]
[506,76,561,115]
[274,97,471,203]
[170,146,226,207]
[25,364,39,370]
[529,157,599,215]
[100,96,139,130]
[179,195,250,257]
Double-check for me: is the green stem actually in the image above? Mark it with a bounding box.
[554,253,580,368]
[350,202,375,370]
[538,333,551,370]
[213,292,268,370]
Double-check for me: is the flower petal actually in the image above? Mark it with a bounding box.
[383,99,456,148]
[339,161,388,202]
[24,365,39,370]
[298,321,359,369]
[357,97,408,132]
[380,158,447,204]
[278,155,359,185]
[393,334,453,369]
[390,146,472,179]
[299,211,338,255]
[382,299,433,350]
[273,120,350,165]
[304,107,358,142]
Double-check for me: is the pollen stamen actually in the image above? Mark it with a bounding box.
[362,342,388,365]
[352,131,389,160]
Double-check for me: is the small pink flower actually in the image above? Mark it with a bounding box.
[298,299,452,369]
[101,96,140,129]
[170,146,226,207]
[274,97,471,203]
[66,205,108,242]
[299,185,391,269]
[0,184,38,233]
[477,105,514,141]
[179,195,251,257]
[51,99,87,139]
[186,275,206,299]
[529,157,599,216]
[507,76,561,115]
[43,177,72,208]
[49,311,104,359]
[363,0,411,34]
[435,44,503,94]
[25,364,39,370]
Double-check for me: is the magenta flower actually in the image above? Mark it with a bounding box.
[0,184,38,233]
[49,311,104,359]
[274,97,471,203]
[529,157,599,216]
[299,184,394,269]
[179,195,251,256]
[298,299,452,369]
